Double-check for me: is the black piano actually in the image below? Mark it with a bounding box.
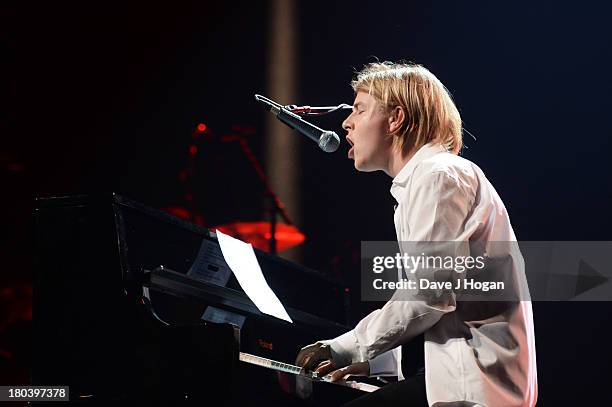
[32,194,379,405]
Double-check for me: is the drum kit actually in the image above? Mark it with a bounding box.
[161,99,351,254]
[160,120,304,255]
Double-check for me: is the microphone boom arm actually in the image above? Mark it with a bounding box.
[255,94,340,153]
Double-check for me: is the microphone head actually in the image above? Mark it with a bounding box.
[318,131,340,153]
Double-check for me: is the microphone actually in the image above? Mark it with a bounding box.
[255,94,341,153]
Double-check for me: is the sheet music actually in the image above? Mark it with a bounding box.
[215,229,292,323]
[187,238,232,286]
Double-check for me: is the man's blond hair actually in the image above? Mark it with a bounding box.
[351,62,462,154]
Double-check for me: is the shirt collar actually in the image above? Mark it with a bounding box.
[390,142,448,203]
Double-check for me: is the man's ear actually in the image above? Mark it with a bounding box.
[388,106,405,134]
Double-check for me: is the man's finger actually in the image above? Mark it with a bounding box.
[328,362,369,382]
[315,360,332,370]
[329,366,350,382]
[303,354,322,371]
[314,360,336,376]
[295,350,308,366]
[295,342,332,370]
[301,354,312,370]
[295,344,317,366]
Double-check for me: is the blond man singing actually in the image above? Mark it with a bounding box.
[296,62,538,407]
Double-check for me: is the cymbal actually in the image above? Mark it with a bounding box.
[213,221,305,253]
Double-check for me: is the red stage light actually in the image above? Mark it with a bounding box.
[196,123,207,132]
[213,221,305,253]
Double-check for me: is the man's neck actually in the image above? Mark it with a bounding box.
[386,145,418,178]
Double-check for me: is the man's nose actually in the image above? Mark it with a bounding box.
[342,117,352,132]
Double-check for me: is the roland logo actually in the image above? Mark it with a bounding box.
[257,339,273,350]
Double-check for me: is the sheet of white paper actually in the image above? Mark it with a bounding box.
[215,229,293,323]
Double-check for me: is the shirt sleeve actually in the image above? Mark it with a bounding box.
[323,333,399,376]
[368,347,400,377]
[327,170,475,365]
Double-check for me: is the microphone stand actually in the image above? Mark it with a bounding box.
[220,134,294,255]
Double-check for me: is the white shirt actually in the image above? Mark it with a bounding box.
[326,143,538,407]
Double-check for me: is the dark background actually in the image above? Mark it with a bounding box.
[3,0,612,404]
